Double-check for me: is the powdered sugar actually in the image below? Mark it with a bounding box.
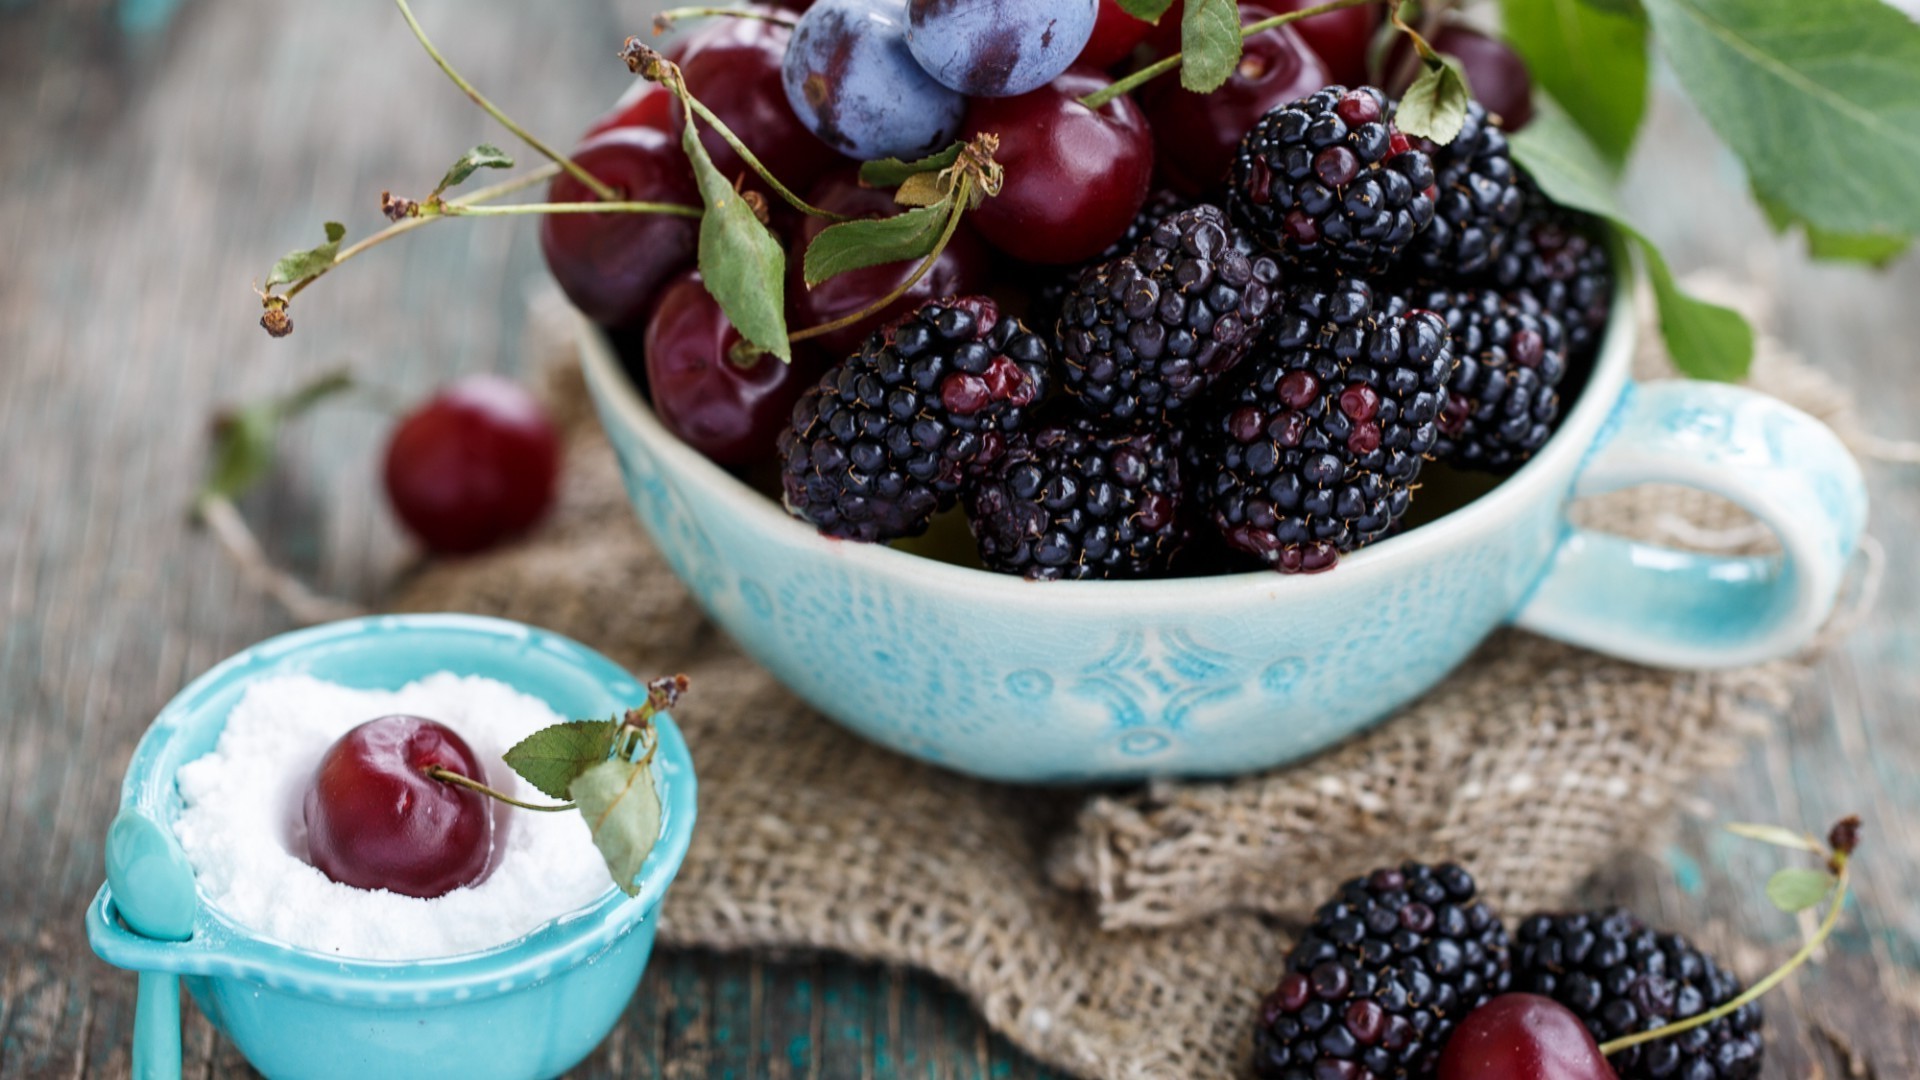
[173,672,613,961]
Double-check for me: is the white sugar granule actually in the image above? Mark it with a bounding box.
[173,672,613,961]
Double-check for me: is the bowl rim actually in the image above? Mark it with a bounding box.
[579,268,1636,603]
[87,613,697,1002]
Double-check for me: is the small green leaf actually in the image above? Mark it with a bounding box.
[803,203,953,287]
[1726,822,1826,854]
[1395,58,1471,144]
[433,143,514,197]
[570,755,663,897]
[503,719,618,802]
[264,222,347,289]
[1116,0,1176,22]
[1501,0,1649,167]
[199,370,353,503]
[679,105,791,362]
[1766,867,1838,913]
[858,143,964,189]
[1178,0,1243,93]
[1756,189,1912,268]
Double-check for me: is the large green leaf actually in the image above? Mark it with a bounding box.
[1501,0,1649,167]
[1756,187,1912,268]
[1640,0,1920,234]
[679,108,791,362]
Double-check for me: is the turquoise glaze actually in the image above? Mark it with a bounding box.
[87,615,698,1080]
[579,279,1867,783]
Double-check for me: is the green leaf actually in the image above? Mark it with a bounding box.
[264,222,347,289]
[858,143,963,189]
[803,203,953,287]
[1766,867,1838,913]
[1510,102,1754,381]
[570,755,663,897]
[678,105,791,362]
[1500,0,1649,167]
[1726,822,1826,853]
[1756,189,1912,268]
[1396,58,1471,144]
[1179,0,1243,93]
[433,143,514,197]
[1578,0,1643,13]
[1116,0,1176,22]
[200,371,354,502]
[1639,0,1920,235]
[502,719,618,802]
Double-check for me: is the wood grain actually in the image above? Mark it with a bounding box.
[0,1,1914,1076]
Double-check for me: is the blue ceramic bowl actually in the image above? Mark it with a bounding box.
[580,279,1866,783]
[87,615,697,1080]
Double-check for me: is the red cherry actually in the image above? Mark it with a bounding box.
[645,270,825,466]
[666,8,837,197]
[384,375,561,554]
[787,168,991,356]
[1261,0,1380,86]
[583,79,674,140]
[1439,995,1621,1080]
[1388,24,1534,130]
[303,716,495,899]
[962,68,1154,265]
[1078,0,1155,68]
[1143,4,1329,196]
[540,126,700,330]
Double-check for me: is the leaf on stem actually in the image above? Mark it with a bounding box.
[1500,0,1648,168]
[1756,189,1912,268]
[1726,822,1826,854]
[803,203,954,287]
[433,144,515,197]
[859,143,964,189]
[1766,867,1838,913]
[200,371,354,504]
[571,755,663,897]
[1396,57,1471,144]
[1179,0,1243,93]
[678,102,791,362]
[1115,0,1176,21]
[503,719,619,801]
[265,222,347,289]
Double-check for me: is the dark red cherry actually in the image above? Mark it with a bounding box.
[786,168,990,356]
[1261,0,1380,86]
[1388,24,1534,130]
[1078,0,1155,68]
[540,126,700,330]
[384,375,561,554]
[667,8,837,196]
[583,79,674,140]
[645,270,824,466]
[1143,4,1329,196]
[303,716,494,899]
[962,68,1154,264]
[1439,995,1621,1080]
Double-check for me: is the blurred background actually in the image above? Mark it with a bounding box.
[2,0,1917,1075]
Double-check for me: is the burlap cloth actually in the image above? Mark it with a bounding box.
[392,279,1865,1080]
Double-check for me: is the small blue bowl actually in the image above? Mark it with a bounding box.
[87,614,697,1080]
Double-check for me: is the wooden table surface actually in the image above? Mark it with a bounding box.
[3,1,1917,1076]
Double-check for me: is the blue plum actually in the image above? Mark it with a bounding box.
[906,0,1098,97]
[782,0,967,161]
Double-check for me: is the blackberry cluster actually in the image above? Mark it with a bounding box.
[1514,909,1764,1080]
[779,297,1050,542]
[1229,86,1437,274]
[1393,285,1569,472]
[1034,189,1196,325]
[1252,863,1512,1079]
[1405,102,1525,278]
[1493,201,1614,359]
[1198,275,1454,573]
[964,419,1188,580]
[1057,204,1282,427]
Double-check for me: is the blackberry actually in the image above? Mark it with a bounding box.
[1057,204,1282,427]
[778,297,1050,542]
[1394,285,1569,472]
[963,419,1189,580]
[1199,275,1454,573]
[1493,200,1614,360]
[1228,86,1437,274]
[1034,190,1197,326]
[1405,102,1524,278]
[1514,909,1764,1080]
[1252,863,1512,1079]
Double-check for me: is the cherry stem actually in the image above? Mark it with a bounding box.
[652,5,798,33]
[392,0,619,203]
[1077,0,1388,110]
[1598,838,1859,1058]
[1384,0,1449,96]
[194,494,370,626]
[424,766,578,812]
[438,200,703,219]
[782,176,971,352]
[281,163,559,302]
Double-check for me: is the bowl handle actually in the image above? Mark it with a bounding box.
[1512,380,1866,668]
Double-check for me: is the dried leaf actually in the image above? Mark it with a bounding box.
[570,755,663,897]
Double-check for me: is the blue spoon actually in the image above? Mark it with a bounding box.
[105,809,195,1080]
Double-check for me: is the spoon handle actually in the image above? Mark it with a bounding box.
[132,970,182,1080]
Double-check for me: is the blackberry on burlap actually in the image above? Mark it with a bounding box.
[1514,909,1764,1080]
[778,297,1049,542]
[1253,863,1512,1079]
